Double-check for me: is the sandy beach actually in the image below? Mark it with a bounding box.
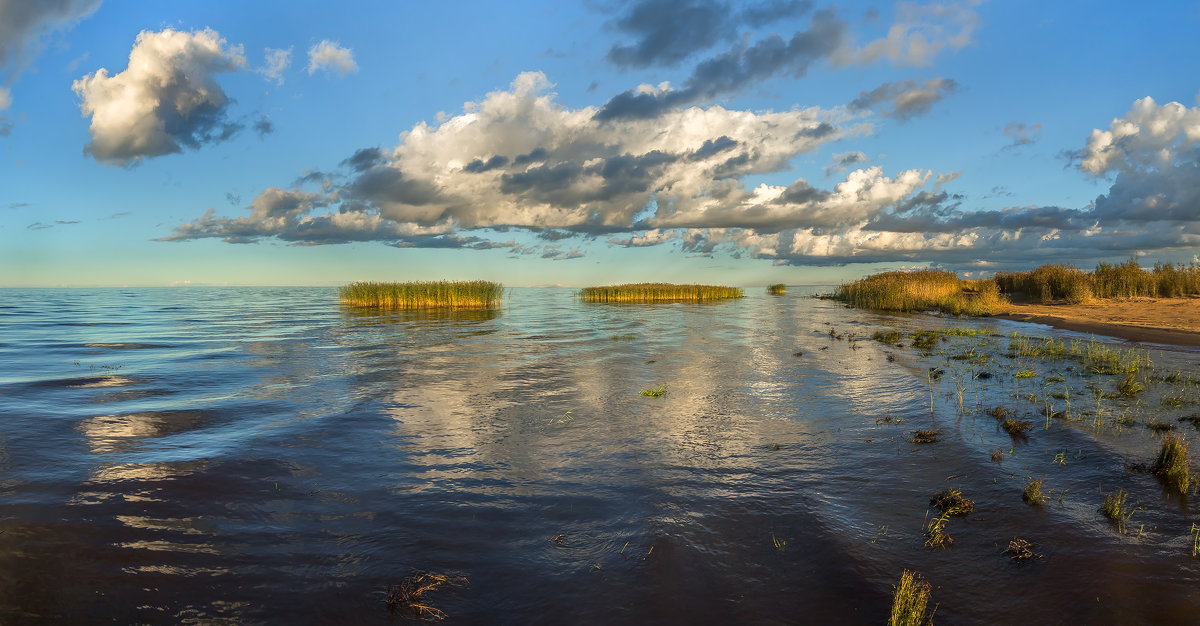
[998,297,1200,346]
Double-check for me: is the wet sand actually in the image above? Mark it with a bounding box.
[997,297,1200,346]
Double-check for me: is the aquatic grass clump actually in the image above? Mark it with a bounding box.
[834,270,1006,315]
[909,429,941,444]
[873,329,903,345]
[1101,489,1134,533]
[639,385,668,397]
[1151,433,1191,494]
[889,570,935,626]
[385,572,467,620]
[1001,417,1033,437]
[340,280,503,310]
[924,510,954,548]
[580,283,744,303]
[1005,538,1037,561]
[767,283,787,295]
[930,488,974,516]
[1022,478,1047,505]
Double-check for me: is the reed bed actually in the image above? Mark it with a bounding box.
[766,283,787,295]
[994,264,1092,304]
[833,270,1007,315]
[339,280,503,310]
[579,283,744,303]
[996,258,1200,302]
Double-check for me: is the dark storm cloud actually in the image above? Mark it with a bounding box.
[0,0,100,77]
[596,8,846,120]
[775,179,831,205]
[463,154,510,173]
[689,135,738,160]
[605,0,812,69]
[252,114,274,137]
[848,78,957,121]
[346,166,442,206]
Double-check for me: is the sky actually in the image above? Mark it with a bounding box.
[2,0,1199,287]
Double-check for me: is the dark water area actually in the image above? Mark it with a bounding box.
[3,287,1200,624]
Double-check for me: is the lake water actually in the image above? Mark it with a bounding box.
[3,287,1200,624]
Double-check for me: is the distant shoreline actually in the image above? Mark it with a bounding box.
[997,297,1200,347]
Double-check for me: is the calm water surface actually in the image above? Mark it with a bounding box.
[2,287,1200,624]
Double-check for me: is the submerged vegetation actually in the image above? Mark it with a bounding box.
[833,270,1007,315]
[340,280,503,310]
[580,283,744,303]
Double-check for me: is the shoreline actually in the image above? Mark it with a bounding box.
[995,297,1200,347]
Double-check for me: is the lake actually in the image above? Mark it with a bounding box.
[2,286,1200,623]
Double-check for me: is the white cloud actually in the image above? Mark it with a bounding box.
[1079,96,1200,176]
[307,40,357,77]
[72,28,247,165]
[259,46,292,84]
[0,86,10,111]
[163,77,1200,269]
[166,71,864,245]
[836,1,979,67]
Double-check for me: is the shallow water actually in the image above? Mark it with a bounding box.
[2,287,1200,624]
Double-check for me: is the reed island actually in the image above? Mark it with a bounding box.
[339,280,503,310]
[579,283,744,303]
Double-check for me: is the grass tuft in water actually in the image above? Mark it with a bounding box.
[639,385,668,397]
[873,329,903,345]
[909,429,941,444]
[1117,374,1144,397]
[385,573,467,620]
[1004,538,1038,561]
[1151,433,1192,494]
[767,283,787,295]
[889,570,935,626]
[1001,417,1034,437]
[1022,478,1047,505]
[1101,488,1134,533]
[580,283,743,303]
[930,488,974,516]
[340,281,502,310]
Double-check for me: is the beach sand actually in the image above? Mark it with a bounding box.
[997,297,1200,347]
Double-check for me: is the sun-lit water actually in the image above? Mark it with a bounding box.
[3,287,1200,623]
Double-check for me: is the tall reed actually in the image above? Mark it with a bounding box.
[996,258,1200,301]
[579,283,744,303]
[834,270,1007,315]
[994,264,1092,304]
[889,570,934,626]
[339,280,503,310]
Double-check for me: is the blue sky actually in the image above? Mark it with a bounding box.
[2,0,1199,287]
